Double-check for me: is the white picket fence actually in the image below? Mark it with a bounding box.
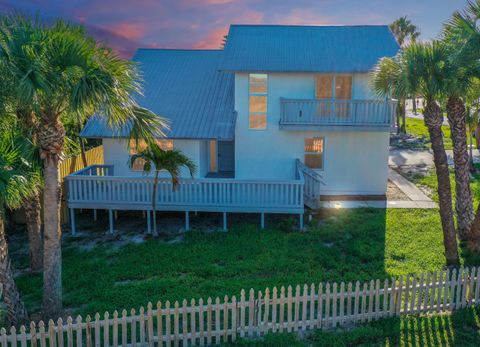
[2,267,480,347]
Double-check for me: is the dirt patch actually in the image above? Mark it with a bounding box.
[386,180,411,201]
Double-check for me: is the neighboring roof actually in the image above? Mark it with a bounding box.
[81,49,236,140]
[219,25,400,73]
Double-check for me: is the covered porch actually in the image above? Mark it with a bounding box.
[65,161,322,234]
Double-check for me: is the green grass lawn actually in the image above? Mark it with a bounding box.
[405,117,474,150]
[11,208,458,318]
[224,306,480,346]
[406,118,453,150]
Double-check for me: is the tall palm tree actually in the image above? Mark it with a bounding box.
[0,42,43,273]
[372,42,460,265]
[443,0,480,247]
[0,130,42,325]
[389,16,420,47]
[389,16,421,134]
[129,142,196,236]
[0,15,167,318]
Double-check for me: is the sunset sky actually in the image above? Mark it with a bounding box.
[0,0,468,58]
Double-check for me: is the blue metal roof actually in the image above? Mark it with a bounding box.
[81,49,236,140]
[219,25,400,73]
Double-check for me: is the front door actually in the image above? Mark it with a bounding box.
[217,141,235,172]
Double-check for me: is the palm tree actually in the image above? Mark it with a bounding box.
[0,40,43,273]
[466,102,479,172]
[442,0,480,245]
[389,16,421,134]
[389,16,420,47]
[0,15,167,318]
[0,129,42,325]
[372,42,460,265]
[129,142,196,236]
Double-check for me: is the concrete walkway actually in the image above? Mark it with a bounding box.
[389,148,480,168]
[387,168,436,208]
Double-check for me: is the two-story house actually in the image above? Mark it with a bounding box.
[66,24,399,232]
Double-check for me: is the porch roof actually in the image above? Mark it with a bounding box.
[81,49,236,140]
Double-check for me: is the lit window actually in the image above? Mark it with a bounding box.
[249,74,268,129]
[129,139,174,171]
[304,138,324,170]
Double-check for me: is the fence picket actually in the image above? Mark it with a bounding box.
[147,304,154,347]
[121,310,127,347]
[64,319,71,347]
[198,298,205,346]
[231,296,237,342]
[279,287,286,332]
[309,284,315,330]
[317,283,323,329]
[30,322,37,347]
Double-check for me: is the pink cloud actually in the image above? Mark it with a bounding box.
[273,9,336,25]
[192,26,229,49]
[108,22,148,41]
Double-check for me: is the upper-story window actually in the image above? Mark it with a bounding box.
[315,75,352,117]
[248,74,268,129]
[315,75,352,100]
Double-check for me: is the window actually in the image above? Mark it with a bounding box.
[129,139,174,171]
[249,74,268,129]
[315,75,352,117]
[304,137,324,170]
[315,75,352,100]
[209,140,217,172]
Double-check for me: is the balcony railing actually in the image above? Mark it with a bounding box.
[280,98,397,128]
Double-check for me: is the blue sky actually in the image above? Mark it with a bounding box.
[0,0,469,57]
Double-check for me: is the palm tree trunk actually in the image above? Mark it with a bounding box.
[424,100,459,265]
[79,137,87,167]
[17,110,43,273]
[401,99,406,134]
[38,120,65,319]
[446,97,474,240]
[396,102,402,135]
[476,125,480,149]
[24,192,43,272]
[468,205,480,252]
[0,214,29,326]
[152,171,159,237]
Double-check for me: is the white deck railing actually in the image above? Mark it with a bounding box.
[66,165,305,214]
[280,98,396,127]
[296,160,323,209]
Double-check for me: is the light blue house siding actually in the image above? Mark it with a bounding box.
[234,72,389,195]
[102,138,210,179]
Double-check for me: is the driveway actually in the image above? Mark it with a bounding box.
[389,148,480,167]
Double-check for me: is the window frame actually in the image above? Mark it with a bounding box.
[314,74,354,100]
[248,73,268,130]
[304,137,325,171]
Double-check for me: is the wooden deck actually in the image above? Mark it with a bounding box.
[65,161,322,232]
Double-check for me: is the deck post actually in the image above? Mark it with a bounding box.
[299,213,304,231]
[70,208,76,236]
[114,210,118,220]
[223,212,227,232]
[260,213,265,230]
[185,211,190,231]
[147,210,151,234]
[109,209,114,234]
[93,209,97,221]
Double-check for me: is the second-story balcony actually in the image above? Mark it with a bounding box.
[280,98,397,131]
